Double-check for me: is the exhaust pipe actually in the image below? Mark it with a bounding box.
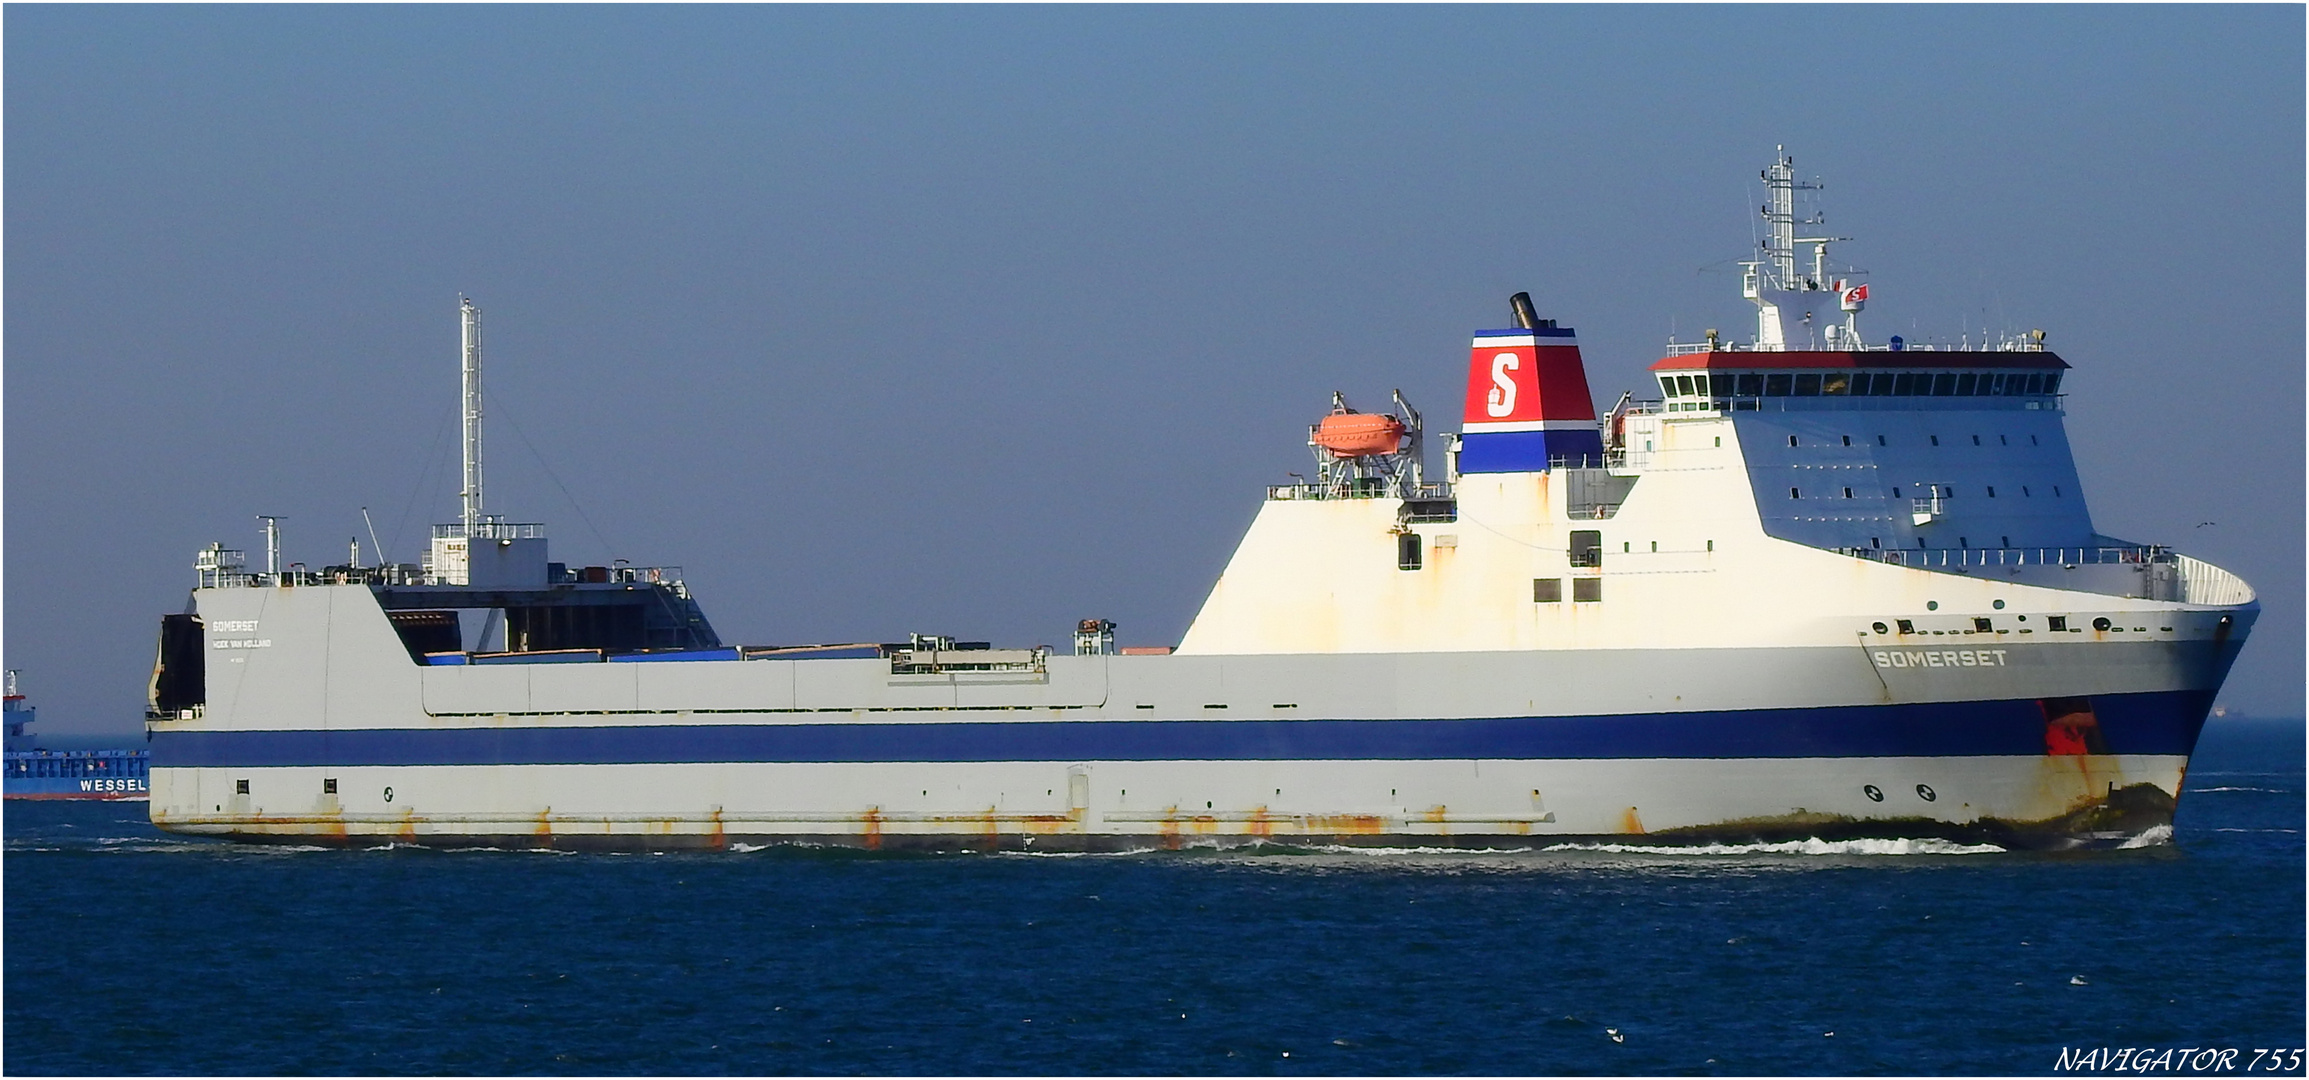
[1509,291,1540,330]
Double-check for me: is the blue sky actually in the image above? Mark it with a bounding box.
[7,5,2301,737]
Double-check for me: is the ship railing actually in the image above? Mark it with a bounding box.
[431,521,547,540]
[888,645,1049,675]
[1267,480,1453,502]
[1836,544,2171,570]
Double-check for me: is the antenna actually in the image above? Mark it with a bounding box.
[459,296,484,537]
[361,506,385,568]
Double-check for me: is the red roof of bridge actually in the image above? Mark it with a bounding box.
[1649,350,2069,372]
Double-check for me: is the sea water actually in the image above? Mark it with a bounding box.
[6,722,2301,1076]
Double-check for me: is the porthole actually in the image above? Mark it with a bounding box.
[1926,601,1939,611]
[2092,617,2112,632]
[1916,784,1937,802]
[1863,785,1884,803]
[1992,600,2005,610]
[1871,622,1889,634]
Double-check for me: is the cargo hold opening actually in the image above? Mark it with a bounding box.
[149,613,205,717]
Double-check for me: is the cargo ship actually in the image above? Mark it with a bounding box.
[144,151,2255,850]
[5,672,151,800]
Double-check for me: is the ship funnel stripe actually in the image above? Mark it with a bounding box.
[148,690,2206,766]
[1460,419,1600,434]
[1474,330,1577,345]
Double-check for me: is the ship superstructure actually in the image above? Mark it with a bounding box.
[144,152,2254,850]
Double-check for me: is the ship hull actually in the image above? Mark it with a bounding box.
[149,584,2239,851]
[146,752,2186,852]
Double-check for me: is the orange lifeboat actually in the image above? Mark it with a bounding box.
[1311,411,1405,458]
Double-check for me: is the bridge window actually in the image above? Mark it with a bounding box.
[1956,373,1977,395]
[1658,376,1678,397]
[1930,373,1957,395]
[1793,373,1822,395]
[1735,374,1763,396]
[1822,372,1850,395]
[1674,375,1695,396]
[2044,373,2062,393]
[1765,373,1792,396]
[1692,374,1710,396]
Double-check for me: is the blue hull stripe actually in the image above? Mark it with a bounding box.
[151,692,2210,767]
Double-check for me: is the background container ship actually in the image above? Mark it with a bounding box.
[145,151,2254,850]
[6,672,151,800]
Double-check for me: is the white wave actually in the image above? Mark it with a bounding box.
[1542,837,2007,856]
[1293,844,1535,856]
[2117,825,2174,849]
[2191,786,2285,793]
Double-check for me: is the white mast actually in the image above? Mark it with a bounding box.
[258,515,281,577]
[1741,147,1857,350]
[459,297,484,537]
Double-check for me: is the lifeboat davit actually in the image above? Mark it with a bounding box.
[1311,411,1406,458]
